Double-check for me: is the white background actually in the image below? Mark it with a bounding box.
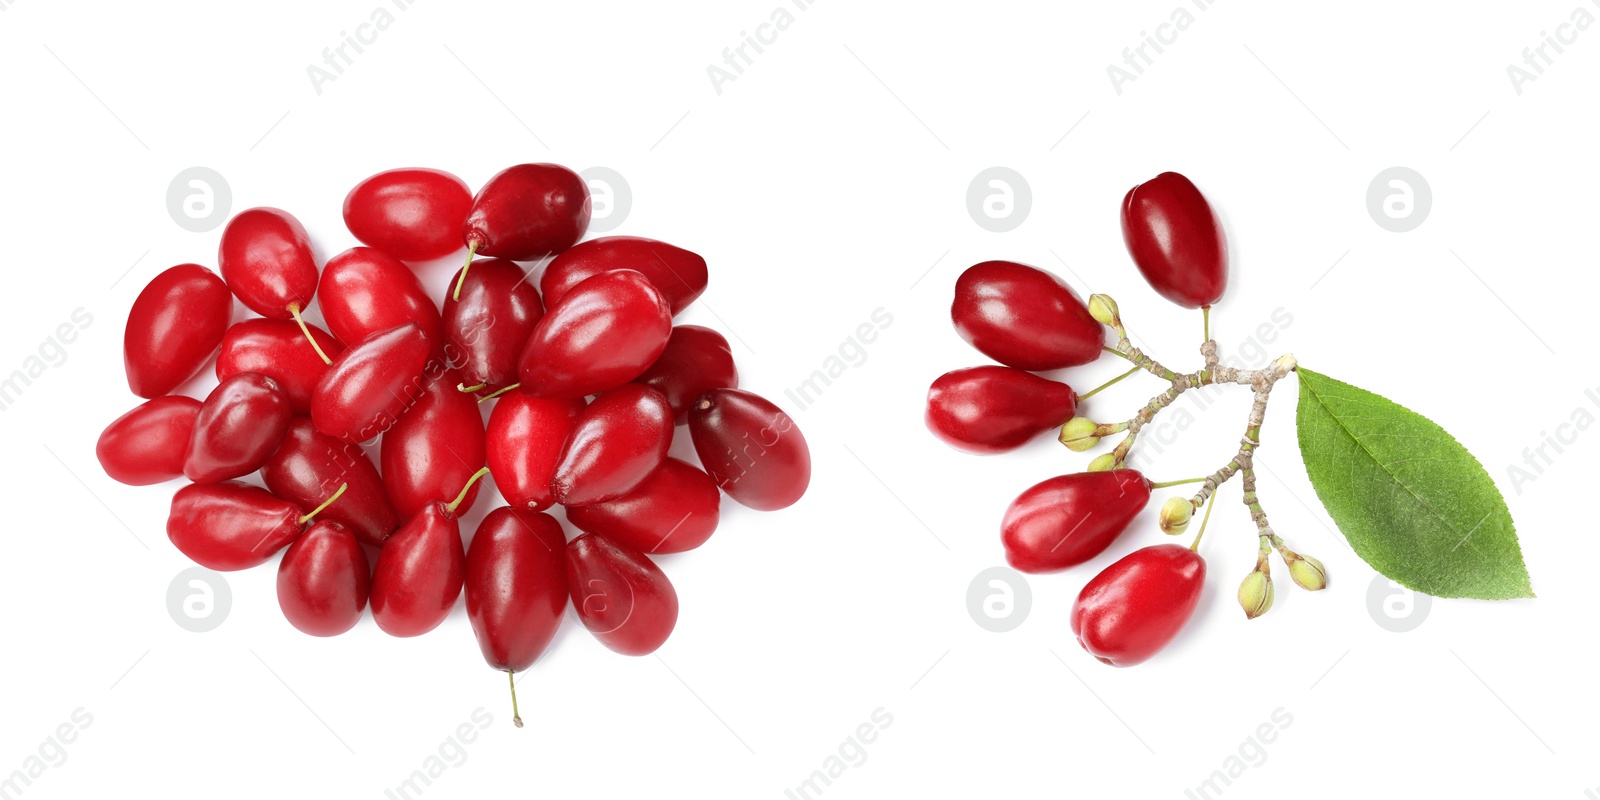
[2,1,1596,798]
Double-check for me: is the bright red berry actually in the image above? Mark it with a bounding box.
[1001,470,1151,573]
[951,261,1104,371]
[1070,543,1206,667]
[1121,172,1228,308]
[926,366,1077,454]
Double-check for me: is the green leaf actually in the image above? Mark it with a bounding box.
[1294,367,1531,600]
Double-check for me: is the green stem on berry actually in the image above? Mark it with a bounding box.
[1103,346,1135,363]
[1078,366,1141,401]
[1189,494,1217,553]
[298,483,348,524]
[446,467,491,515]
[1149,477,1208,489]
[477,383,521,404]
[288,302,333,365]
[458,382,487,394]
[508,669,524,729]
[452,240,479,303]
[1202,305,1211,342]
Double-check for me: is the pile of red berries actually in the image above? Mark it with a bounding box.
[98,164,811,720]
[926,172,1228,667]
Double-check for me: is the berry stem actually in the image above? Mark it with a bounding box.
[1189,494,1217,553]
[458,382,487,394]
[1078,365,1141,401]
[1202,305,1211,342]
[477,383,521,404]
[1149,477,1208,489]
[508,669,524,729]
[298,483,348,524]
[446,467,491,515]
[288,302,333,365]
[452,240,479,303]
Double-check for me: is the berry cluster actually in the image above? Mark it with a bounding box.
[927,172,1324,667]
[98,164,811,722]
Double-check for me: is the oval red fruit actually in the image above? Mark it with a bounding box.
[466,508,569,672]
[184,372,292,483]
[1071,544,1206,667]
[218,207,318,318]
[687,388,810,511]
[551,384,673,507]
[124,264,232,398]
[1001,470,1152,574]
[381,371,487,519]
[951,261,1103,370]
[216,319,344,415]
[370,503,466,638]
[463,164,590,260]
[566,458,720,554]
[343,168,472,262]
[1121,171,1228,309]
[926,366,1077,454]
[486,393,585,511]
[167,481,302,571]
[276,520,370,637]
[317,247,442,348]
[566,533,678,656]
[311,323,431,443]
[635,325,737,425]
[442,258,543,393]
[518,270,671,399]
[96,396,202,486]
[541,236,708,316]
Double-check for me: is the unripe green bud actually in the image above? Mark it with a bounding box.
[1287,554,1327,591]
[1086,453,1117,472]
[1237,569,1274,620]
[1059,417,1101,452]
[1158,496,1193,535]
[1088,294,1121,327]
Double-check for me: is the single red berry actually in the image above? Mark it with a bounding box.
[216,319,344,415]
[317,247,443,349]
[166,482,303,571]
[1071,543,1206,667]
[343,168,472,262]
[217,207,319,319]
[951,261,1104,370]
[926,366,1077,454]
[276,520,370,637]
[441,258,544,395]
[310,322,431,444]
[123,263,232,399]
[1001,470,1151,573]
[183,372,292,483]
[486,393,586,512]
[687,388,811,511]
[565,458,721,554]
[550,384,673,507]
[517,270,672,399]
[1121,172,1228,308]
[566,533,678,656]
[465,508,569,673]
[540,236,708,316]
[463,164,591,261]
[380,370,487,519]
[97,396,202,486]
[370,502,467,638]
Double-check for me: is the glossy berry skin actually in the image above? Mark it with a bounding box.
[276,520,370,637]
[566,533,678,656]
[1121,172,1228,308]
[635,325,737,425]
[343,168,472,262]
[688,388,810,511]
[926,366,1077,454]
[486,393,585,511]
[552,384,673,507]
[566,458,720,554]
[381,371,487,519]
[951,261,1104,371]
[463,164,591,260]
[167,481,302,571]
[218,207,319,318]
[465,509,569,672]
[217,319,344,415]
[311,323,431,443]
[317,247,443,348]
[370,502,467,638]
[124,264,232,398]
[261,418,399,546]
[518,270,672,399]
[1002,470,1152,573]
[541,236,708,316]
[1071,544,1206,667]
[184,372,292,483]
[441,258,543,393]
[96,396,202,485]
